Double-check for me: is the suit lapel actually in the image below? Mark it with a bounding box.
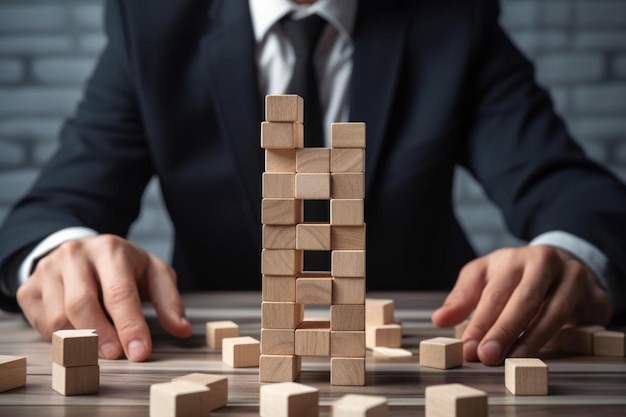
[350,0,408,192]
[203,0,263,232]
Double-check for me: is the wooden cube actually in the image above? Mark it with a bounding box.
[332,250,366,277]
[419,337,463,369]
[259,355,301,383]
[425,383,487,417]
[593,330,625,357]
[261,122,304,149]
[265,95,304,123]
[560,325,604,354]
[505,358,548,395]
[331,305,365,331]
[261,329,295,355]
[262,302,304,329]
[330,199,364,226]
[222,336,260,368]
[296,173,331,199]
[331,122,366,148]
[262,198,302,225]
[296,223,331,250]
[331,149,365,173]
[51,362,99,396]
[295,320,331,356]
[365,299,394,326]
[332,394,388,417]
[331,173,365,199]
[372,347,413,358]
[52,329,98,367]
[206,320,240,350]
[262,249,302,276]
[332,277,365,305]
[331,225,366,250]
[366,324,402,349]
[150,380,210,417]
[331,331,365,357]
[260,382,319,417]
[263,225,296,250]
[296,275,332,305]
[331,357,365,386]
[455,319,470,340]
[171,373,228,411]
[262,276,296,302]
[266,149,297,172]
[263,172,295,198]
[296,148,330,173]
[0,355,26,392]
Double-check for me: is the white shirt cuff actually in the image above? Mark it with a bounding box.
[18,227,99,285]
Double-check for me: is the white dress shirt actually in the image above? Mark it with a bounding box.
[2,0,611,296]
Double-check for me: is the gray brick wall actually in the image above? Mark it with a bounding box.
[0,0,624,262]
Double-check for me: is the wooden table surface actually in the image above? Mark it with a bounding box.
[1,291,625,416]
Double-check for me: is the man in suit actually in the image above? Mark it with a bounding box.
[1,0,625,365]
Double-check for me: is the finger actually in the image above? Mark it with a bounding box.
[40,264,72,332]
[477,253,557,365]
[62,252,123,360]
[16,277,47,338]
[144,255,192,338]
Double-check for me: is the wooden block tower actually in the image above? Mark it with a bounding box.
[260,95,366,386]
[51,329,99,395]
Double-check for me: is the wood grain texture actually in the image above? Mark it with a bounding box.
[296,173,331,200]
[296,223,332,251]
[296,148,330,173]
[150,380,210,417]
[262,198,303,225]
[262,172,295,198]
[330,173,365,199]
[265,149,297,173]
[171,373,228,411]
[330,149,365,173]
[222,337,260,368]
[51,362,99,396]
[261,122,304,149]
[505,358,548,396]
[0,355,26,392]
[296,276,333,305]
[330,199,364,226]
[419,337,463,370]
[265,95,304,123]
[263,225,297,250]
[425,383,487,417]
[331,225,366,250]
[260,382,318,417]
[330,123,366,148]
[205,320,239,350]
[52,329,98,367]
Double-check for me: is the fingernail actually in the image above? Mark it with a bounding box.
[480,340,503,362]
[180,317,191,327]
[463,340,479,362]
[127,340,146,361]
[509,344,527,358]
[100,342,120,359]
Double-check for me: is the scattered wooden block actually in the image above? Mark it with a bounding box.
[332,394,388,417]
[331,305,366,331]
[262,249,302,276]
[331,225,366,250]
[0,355,26,392]
[331,149,365,173]
[365,299,394,326]
[419,337,463,370]
[261,122,304,149]
[331,173,365,199]
[265,95,304,123]
[455,319,470,340]
[331,331,365,357]
[263,225,296,249]
[296,223,331,250]
[296,148,330,172]
[372,347,413,358]
[259,354,301,382]
[51,362,99,396]
[206,320,240,350]
[52,329,98,367]
[295,320,331,356]
[332,277,365,305]
[366,324,402,349]
[295,173,331,199]
[171,373,228,411]
[296,275,332,305]
[262,302,304,329]
[222,336,260,368]
[266,149,297,173]
[505,358,548,395]
[262,198,303,225]
[332,250,366,277]
[330,199,364,226]
[593,330,625,357]
[331,122,366,148]
[261,329,295,355]
[260,382,319,417]
[331,357,365,386]
[263,172,295,198]
[425,383,487,417]
[560,325,605,354]
[262,276,296,302]
[150,380,210,417]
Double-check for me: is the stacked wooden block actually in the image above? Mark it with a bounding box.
[560,325,625,357]
[51,329,99,395]
[365,298,401,349]
[260,95,366,386]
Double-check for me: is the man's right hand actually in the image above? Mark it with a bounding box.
[16,234,192,361]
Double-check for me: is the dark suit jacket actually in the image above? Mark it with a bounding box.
[2,0,626,312]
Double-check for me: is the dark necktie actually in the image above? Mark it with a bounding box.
[280,14,327,148]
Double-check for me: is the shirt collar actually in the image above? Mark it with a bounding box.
[249,0,358,43]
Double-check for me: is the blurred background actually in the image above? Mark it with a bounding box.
[0,0,624,263]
